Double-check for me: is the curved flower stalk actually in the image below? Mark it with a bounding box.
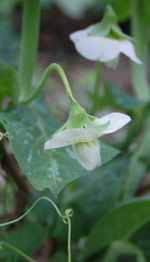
[44,101,131,171]
[69,5,141,68]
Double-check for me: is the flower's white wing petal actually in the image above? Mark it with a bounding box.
[73,139,101,171]
[120,40,141,64]
[94,112,131,136]
[44,128,98,150]
[70,29,120,62]
[70,26,93,41]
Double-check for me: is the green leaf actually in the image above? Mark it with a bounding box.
[50,251,67,262]
[84,197,150,258]
[97,84,146,112]
[29,189,57,225]
[113,0,131,22]
[0,99,119,196]
[55,157,128,241]
[0,59,19,109]
[122,126,150,200]
[102,241,146,262]
[0,222,48,261]
[131,223,150,261]
[69,157,128,220]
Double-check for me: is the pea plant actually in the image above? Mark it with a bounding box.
[0,0,150,261]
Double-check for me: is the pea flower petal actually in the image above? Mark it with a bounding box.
[70,31,120,62]
[70,28,141,66]
[44,112,131,171]
[94,112,131,136]
[73,139,101,171]
[44,128,99,150]
[120,40,141,64]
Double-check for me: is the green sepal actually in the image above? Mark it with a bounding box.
[111,24,134,41]
[68,102,88,128]
[49,101,110,139]
[90,5,117,37]
[90,5,134,42]
[62,101,110,133]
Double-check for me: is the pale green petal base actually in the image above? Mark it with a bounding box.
[73,139,101,171]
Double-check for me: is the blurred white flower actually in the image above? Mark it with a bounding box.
[44,112,131,171]
[69,5,141,68]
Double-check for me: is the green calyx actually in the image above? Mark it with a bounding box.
[68,102,88,128]
[90,5,133,41]
[68,102,110,132]
[52,101,110,138]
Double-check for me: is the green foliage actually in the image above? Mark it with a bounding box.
[69,156,128,224]
[131,223,150,261]
[0,1,150,261]
[122,126,150,200]
[96,0,131,22]
[0,222,48,261]
[0,97,119,196]
[29,190,57,225]
[102,241,146,262]
[54,156,128,241]
[84,197,150,258]
[93,83,146,112]
[0,59,19,109]
[0,0,20,16]
[50,251,67,262]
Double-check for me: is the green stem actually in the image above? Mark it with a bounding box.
[19,63,77,105]
[19,0,40,100]
[91,62,101,114]
[0,242,37,262]
[131,0,149,100]
[67,217,72,262]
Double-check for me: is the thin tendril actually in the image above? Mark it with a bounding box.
[0,196,73,262]
[0,242,37,262]
[0,132,9,141]
[67,217,72,262]
[19,63,77,105]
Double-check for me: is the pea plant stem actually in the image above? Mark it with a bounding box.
[19,63,77,105]
[91,61,102,114]
[131,0,150,100]
[19,0,40,100]
[68,217,72,262]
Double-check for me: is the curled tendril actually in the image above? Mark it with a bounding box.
[4,132,9,138]
[0,132,9,141]
[0,196,73,262]
[65,208,74,217]
[62,216,69,224]
[62,209,73,224]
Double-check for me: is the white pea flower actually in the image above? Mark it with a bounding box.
[44,109,131,171]
[69,5,141,68]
